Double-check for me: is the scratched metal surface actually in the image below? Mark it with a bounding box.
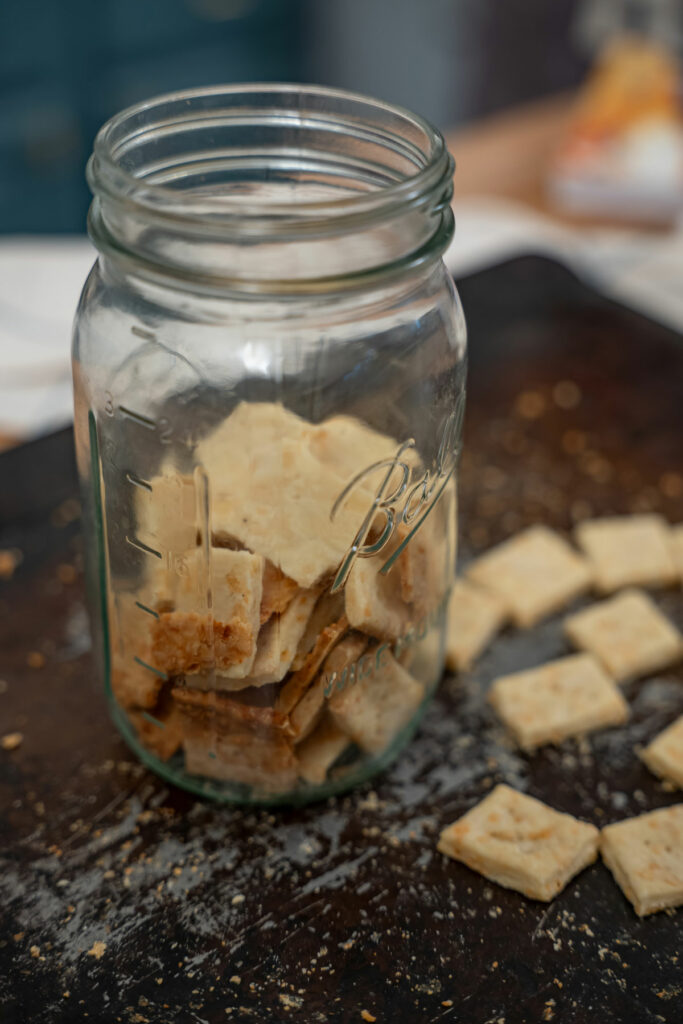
[1,258,682,1024]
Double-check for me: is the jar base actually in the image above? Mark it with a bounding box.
[109,683,438,807]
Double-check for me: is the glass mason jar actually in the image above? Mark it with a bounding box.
[72,85,466,805]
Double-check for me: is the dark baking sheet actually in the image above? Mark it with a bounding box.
[1,256,682,1024]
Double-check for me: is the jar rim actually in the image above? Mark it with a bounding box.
[87,83,453,234]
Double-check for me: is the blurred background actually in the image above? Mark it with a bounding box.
[2,0,683,442]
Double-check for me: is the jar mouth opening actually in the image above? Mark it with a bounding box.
[87,83,453,235]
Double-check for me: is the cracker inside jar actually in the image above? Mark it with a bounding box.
[116,402,456,796]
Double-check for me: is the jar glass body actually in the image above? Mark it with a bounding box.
[73,86,467,804]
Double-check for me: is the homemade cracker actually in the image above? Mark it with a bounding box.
[151,548,264,677]
[466,525,592,627]
[564,588,682,682]
[575,514,678,593]
[297,714,350,784]
[259,561,300,625]
[249,587,320,685]
[197,403,399,588]
[173,687,297,791]
[291,591,346,671]
[289,633,367,741]
[488,653,628,751]
[600,805,683,916]
[640,716,683,789]
[345,552,413,640]
[135,471,198,554]
[277,616,349,714]
[437,784,599,900]
[446,579,506,672]
[329,649,424,753]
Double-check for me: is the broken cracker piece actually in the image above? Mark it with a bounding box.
[488,653,628,751]
[446,579,506,672]
[290,632,367,741]
[173,687,297,792]
[467,525,592,627]
[345,552,413,641]
[277,616,348,715]
[437,784,599,901]
[151,547,264,678]
[291,591,346,671]
[640,716,683,790]
[248,587,320,685]
[600,805,683,916]
[329,649,424,754]
[259,561,299,625]
[575,514,678,593]
[297,714,350,785]
[564,588,682,683]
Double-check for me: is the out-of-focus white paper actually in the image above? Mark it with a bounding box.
[0,237,94,437]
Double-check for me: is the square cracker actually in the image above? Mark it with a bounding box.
[488,653,628,751]
[640,716,683,789]
[600,805,683,916]
[329,648,424,754]
[297,714,350,785]
[575,514,678,593]
[564,588,682,683]
[437,784,599,901]
[151,547,264,678]
[466,525,592,627]
[446,579,506,672]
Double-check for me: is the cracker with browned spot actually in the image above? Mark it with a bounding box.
[467,525,592,627]
[291,591,346,671]
[437,784,599,901]
[151,548,263,677]
[564,588,682,683]
[640,716,683,790]
[259,561,300,625]
[600,805,683,916]
[575,514,678,593]
[488,653,628,751]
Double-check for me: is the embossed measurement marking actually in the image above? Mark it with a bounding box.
[118,405,157,431]
[133,655,168,681]
[135,600,159,619]
[131,325,156,341]
[125,535,162,559]
[125,471,152,491]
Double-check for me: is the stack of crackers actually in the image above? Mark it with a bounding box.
[442,515,683,916]
[110,402,455,795]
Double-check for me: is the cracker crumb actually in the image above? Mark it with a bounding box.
[360,1012,376,1022]
[26,651,46,669]
[86,941,107,960]
[229,975,241,985]
[231,894,245,905]
[1,732,23,751]
[0,548,21,580]
[30,945,40,958]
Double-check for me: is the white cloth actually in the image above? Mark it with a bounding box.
[1,209,682,441]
